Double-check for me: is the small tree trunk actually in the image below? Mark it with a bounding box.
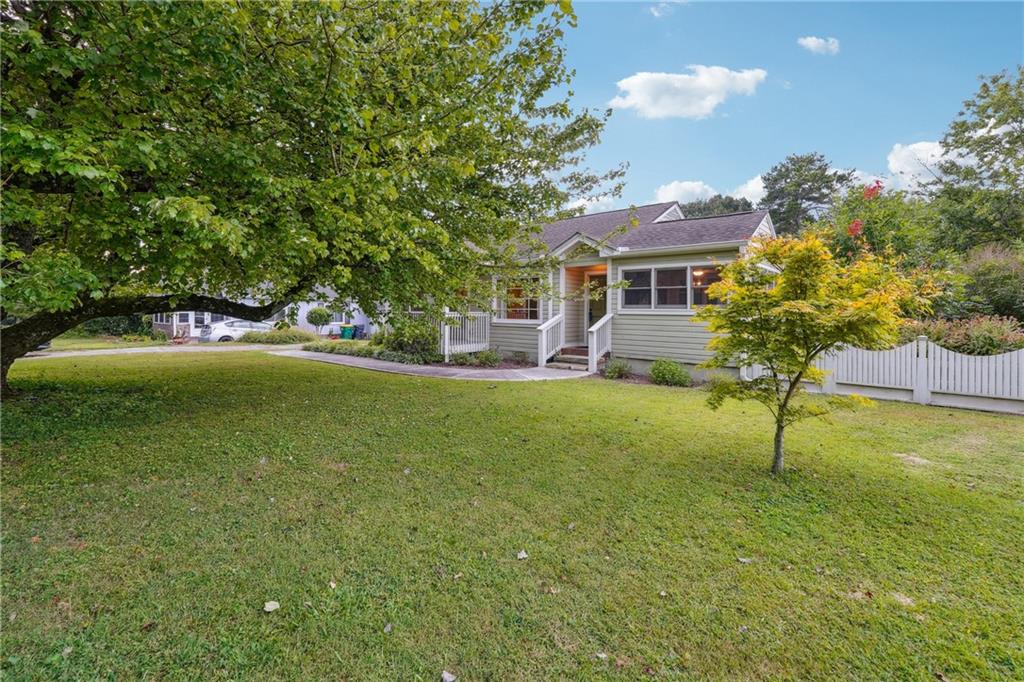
[772,421,785,475]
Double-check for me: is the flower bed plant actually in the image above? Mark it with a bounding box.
[901,315,1024,355]
[302,340,437,365]
[240,328,318,344]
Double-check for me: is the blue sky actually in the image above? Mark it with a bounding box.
[560,1,1023,211]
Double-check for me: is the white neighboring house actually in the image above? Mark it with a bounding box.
[152,299,378,339]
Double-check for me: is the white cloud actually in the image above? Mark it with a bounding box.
[885,141,944,190]
[655,180,718,203]
[731,175,765,205]
[797,36,840,56]
[566,195,616,214]
[609,65,768,120]
[649,1,684,18]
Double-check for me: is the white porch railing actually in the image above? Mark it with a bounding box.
[742,335,1023,414]
[537,314,564,367]
[440,312,490,361]
[587,313,614,373]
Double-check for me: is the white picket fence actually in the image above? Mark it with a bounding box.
[439,312,490,361]
[744,336,1024,415]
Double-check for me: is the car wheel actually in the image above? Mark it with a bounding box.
[219,336,233,342]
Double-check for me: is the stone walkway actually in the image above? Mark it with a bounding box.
[23,343,304,360]
[271,350,589,381]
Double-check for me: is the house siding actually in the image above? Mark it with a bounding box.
[608,249,741,368]
[611,315,718,365]
[563,268,586,345]
[490,323,537,359]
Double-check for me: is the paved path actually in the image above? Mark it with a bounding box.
[23,344,304,360]
[271,350,589,381]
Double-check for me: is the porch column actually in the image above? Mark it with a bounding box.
[606,257,615,312]
[547,271,554,320]
[558,265,566,346]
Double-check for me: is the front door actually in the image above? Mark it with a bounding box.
[587,274,607,335]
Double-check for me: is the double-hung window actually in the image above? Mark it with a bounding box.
[620,265,723,311]
[497,279,540,321]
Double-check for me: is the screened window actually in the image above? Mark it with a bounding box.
[194,312,207,326]
[210,313,226,323]
[621,270,652,307]
[655,268,688,308]
[177,312,190,323]
[691,266,723,306]
[619,264,725,311]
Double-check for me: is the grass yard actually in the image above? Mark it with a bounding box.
[3,352,1022,680]
[46,335,168,352]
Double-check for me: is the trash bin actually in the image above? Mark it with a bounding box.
[353,324,365,339]
[340,325,355,339]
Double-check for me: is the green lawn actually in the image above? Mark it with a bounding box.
[47,335,167,352]
[3,352,1022,680]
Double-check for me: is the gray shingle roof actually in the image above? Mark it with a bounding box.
[542,202,768,253]
[540,202,677,250]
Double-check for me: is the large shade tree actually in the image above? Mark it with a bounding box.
[0,0,617,389]
[932,67,1024,252]
[757,152,854,235]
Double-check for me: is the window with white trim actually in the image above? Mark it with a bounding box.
[177,312,190,323]
[497,279,540,320]
[620,265,724,310]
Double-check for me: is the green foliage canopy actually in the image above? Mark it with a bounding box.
[817,181,941,267]
[698,233,925,473]
[933,67,1024,251]
[757,153,854,235]
[678,194,753,218]
[0,0,616,382]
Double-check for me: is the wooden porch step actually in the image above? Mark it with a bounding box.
[559,346,588,357]
[545,361,592,371]
[554,354,588,365]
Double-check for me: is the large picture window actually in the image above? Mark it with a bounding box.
[620,265,723,311]
[498,279,540,320]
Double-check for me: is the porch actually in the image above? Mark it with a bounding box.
[432,262,615,372]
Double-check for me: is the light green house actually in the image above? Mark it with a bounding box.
[440,201,775,374]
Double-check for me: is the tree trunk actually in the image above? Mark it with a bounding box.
[1,291,300,396]
[772,421,785,475]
